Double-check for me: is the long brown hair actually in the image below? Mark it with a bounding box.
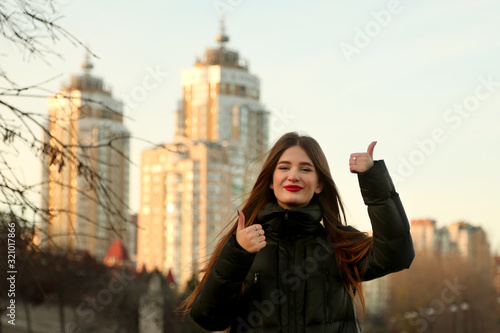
[181,132,374,314]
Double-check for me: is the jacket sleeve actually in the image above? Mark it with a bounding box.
[357,160,415,281]
[190,234,256,331]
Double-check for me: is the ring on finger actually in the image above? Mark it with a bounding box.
[257,230,263,236]
[254,225,258,231]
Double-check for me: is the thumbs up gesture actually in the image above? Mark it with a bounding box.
[349,141,377,174]
[235,210,266,253]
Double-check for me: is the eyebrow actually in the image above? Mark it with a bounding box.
[277,161,314,167]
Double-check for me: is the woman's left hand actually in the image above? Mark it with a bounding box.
[349,141,377,173]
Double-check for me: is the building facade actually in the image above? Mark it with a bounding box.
[363,267,389,316]
[410,219,437,253]
[175,18,269,199]
[42,56,130,259]
[447,221,490,268]
[410,219,489,262]
[138,140,232,286]
[137,21,269,287]
[493,256,500,295]
[364,219,492,317]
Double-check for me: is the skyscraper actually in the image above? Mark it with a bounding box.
[137,20,269,287]
[175,16,269,194]
[42,56,130,259]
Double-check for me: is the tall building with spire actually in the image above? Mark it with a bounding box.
[137,19,269,287]
[175,15,268,191]
[42,55,130,259]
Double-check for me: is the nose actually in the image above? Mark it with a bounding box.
[287,168,299,182]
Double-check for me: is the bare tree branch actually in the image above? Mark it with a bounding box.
[0,1,136,253]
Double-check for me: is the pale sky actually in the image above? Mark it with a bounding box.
[2,0,500,250]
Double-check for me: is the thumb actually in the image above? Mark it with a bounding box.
[367,141,377,159]
[237,210,246,231]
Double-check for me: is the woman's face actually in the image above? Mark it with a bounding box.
[271,146,322,209]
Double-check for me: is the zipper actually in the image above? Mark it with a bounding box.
[253,272,261,301]
[284,210,296,333]
[290,244,296,333]
[325,270,331,324]
[254,272,260,284]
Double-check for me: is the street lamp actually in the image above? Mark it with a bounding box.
[404,311,418,320]
[449,304,458,333]
[425,307,436,333]
[460,301,469,333]
[449,302,470,333]
[404,311,418,332]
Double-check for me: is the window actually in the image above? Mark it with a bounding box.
[239,85,246,96]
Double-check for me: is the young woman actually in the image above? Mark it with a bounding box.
[183,132,414,332]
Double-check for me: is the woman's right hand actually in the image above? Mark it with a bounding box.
[236,210,267,253]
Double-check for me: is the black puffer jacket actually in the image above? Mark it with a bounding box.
[191,161,414,332]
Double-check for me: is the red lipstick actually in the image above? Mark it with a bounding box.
[284,185,303,192]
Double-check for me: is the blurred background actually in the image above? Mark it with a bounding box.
[1,0,500,332]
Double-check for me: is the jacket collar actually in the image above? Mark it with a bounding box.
[257,200,323,238]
